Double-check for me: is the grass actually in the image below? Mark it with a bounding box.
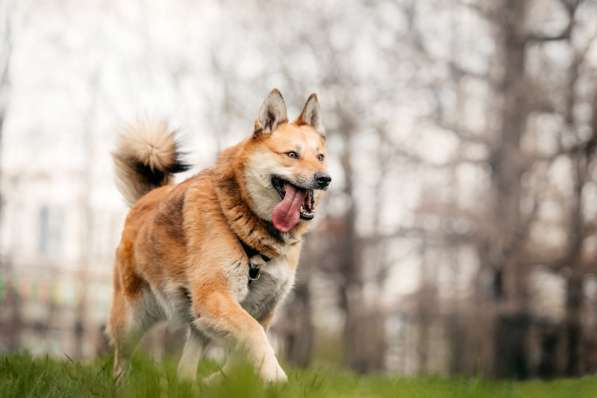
[1,353,596,398]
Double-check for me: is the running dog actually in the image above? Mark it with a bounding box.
[106,89,330,382]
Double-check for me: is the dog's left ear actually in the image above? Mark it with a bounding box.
[254,89,288,137]
[296,93,325,137]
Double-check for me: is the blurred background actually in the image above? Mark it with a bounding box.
[2,0,597,380]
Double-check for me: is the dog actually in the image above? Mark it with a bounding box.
[106,89,330,383]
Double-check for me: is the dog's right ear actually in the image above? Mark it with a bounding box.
[254,89,288,137]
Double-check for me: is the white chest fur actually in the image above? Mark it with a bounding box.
[239,255,296,321]
[152,255,296,335]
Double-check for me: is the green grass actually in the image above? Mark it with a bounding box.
[1,353,596,398]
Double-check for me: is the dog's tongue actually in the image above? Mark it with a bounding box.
[272,183,305,232]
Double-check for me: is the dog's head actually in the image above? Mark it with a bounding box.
[243,89,331,233]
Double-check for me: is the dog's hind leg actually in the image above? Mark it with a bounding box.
[202,344,242,384]
[177,325,209,381]
[107,271,161,381]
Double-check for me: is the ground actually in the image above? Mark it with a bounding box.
[1,354,596,398]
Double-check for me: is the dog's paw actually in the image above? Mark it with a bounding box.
[177,366,197,382]
[202,370,225,384]
[259,358,288,383]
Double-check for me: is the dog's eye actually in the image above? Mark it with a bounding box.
[317,154,325,162]
[287,151,299,159]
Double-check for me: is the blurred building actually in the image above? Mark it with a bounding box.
[0,165,123,357]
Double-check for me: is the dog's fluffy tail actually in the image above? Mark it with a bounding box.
[112,121,191,206]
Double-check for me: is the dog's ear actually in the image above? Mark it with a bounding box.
[254,89,288,137]
[296,93,325,137]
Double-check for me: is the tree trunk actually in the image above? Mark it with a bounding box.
[416,234,437,374]
[564,274,583,376]
[489,0,532,379]
[335,110,378,372]
[559,90,596,376]
[283,253,314,367]
[338,192,369,371]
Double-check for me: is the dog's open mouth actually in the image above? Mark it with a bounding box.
[271,176,315,232]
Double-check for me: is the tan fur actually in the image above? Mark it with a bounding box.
[106,91,329,383]
[112,120,187,206]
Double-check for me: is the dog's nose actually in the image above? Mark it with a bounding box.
[314,172,331,189]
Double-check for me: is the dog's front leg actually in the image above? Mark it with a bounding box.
[191,278,287,383]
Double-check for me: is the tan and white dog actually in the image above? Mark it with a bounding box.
[106,89,330,382]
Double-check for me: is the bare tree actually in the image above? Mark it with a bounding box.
[398,0,597,378]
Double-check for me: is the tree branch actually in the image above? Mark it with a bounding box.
[458,0,496,23]
[526,0,583,44]
[528,132,597,163]
[448,60,490,82]
[527,26,572,44]
[433,118,491,146]
[360,226,476,246]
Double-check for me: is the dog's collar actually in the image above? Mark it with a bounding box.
[240,240,271,284]
[241,240,272,263]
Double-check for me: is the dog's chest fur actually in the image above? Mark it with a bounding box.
[145,254,295,333]
[226,255,296,321]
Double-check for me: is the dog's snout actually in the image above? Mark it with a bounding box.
[314,172,331,189]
